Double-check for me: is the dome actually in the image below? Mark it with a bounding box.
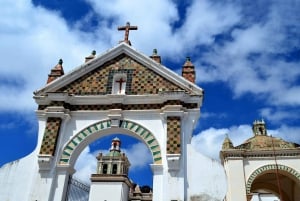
[235,135,298,150]
[106,150,122,157]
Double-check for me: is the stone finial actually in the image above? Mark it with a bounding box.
[85,50,96,63]
[47,59,65,84]
[182,57,196,83]
[252,119,267,136]
[150,48,161,64]
[222,134,234,150]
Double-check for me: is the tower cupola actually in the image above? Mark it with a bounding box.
[90,137,132,201]
[252,119,267,136]
[95,137,130,175]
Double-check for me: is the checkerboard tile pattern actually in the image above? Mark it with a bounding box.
[57,54,184,95]
[167,116,181,154]
[39,117,62,155]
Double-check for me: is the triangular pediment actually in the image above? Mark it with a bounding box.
[35,43,203,97]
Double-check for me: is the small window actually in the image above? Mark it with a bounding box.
[103,164,108,174]
[112,164,118,174]
[112,74,127,94]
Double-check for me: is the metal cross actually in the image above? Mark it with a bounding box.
[118,22,138,45]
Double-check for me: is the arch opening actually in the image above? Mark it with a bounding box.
[59,119,162,167]
[73,134,154,186]
[247,164,300,201]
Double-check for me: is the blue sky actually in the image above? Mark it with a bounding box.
[1,0,300,186]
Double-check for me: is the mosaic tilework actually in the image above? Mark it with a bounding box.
[39,117,62,155]
[38,102,198,111]
[120,120,161,163]
[59,119,162,165]
[57,54,185,95]
[167,116,181,154]
[106,69,134,94]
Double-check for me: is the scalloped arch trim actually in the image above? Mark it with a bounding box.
[246,164,300,193]
[59,119,162,165]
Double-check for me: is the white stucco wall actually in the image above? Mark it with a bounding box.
[0,119,46,201]
[89,181,130,201]
[187,144,227,201]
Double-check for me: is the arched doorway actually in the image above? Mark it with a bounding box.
[58,119,163,200]
[246,164,300,201]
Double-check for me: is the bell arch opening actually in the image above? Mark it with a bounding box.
[72,134,154,185]
[246,164,300,201]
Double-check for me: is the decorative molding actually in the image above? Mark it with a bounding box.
[38,155,54,170]
[166,154,181,172]
[221,149,300,159]
[37,101,198,112]
[34,93,202,106]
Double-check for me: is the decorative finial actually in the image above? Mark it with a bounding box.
[186,57,191,62]
[92,50,96,56]
[222,133,234,149]
[150,48,161,64]
[47,59,64,84]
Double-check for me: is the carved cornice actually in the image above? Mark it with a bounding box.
[221,148,300,160]
[34,92,202,106]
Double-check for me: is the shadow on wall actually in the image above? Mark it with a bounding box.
[190,194,221,201]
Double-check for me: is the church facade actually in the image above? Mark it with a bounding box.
[0,25,227,201]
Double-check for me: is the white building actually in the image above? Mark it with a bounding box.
[221,120,300,201]
[0,26,227,201]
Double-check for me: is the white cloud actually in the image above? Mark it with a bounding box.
[85,0,241,60]
[259,107,299,123]
[74,147,98,183]
[0,0,112,112]
[195,1,300,107]
[123,142,153,169]
[269,125,300,145]
[192,125,253,160]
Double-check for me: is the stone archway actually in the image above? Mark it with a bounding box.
[246,164,300,201]
[59,119,162,167]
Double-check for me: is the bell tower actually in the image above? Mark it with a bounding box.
[89,137,131,201]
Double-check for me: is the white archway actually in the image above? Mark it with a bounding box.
[59,119,162,167]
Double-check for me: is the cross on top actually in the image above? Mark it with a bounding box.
[118,22,138,45]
